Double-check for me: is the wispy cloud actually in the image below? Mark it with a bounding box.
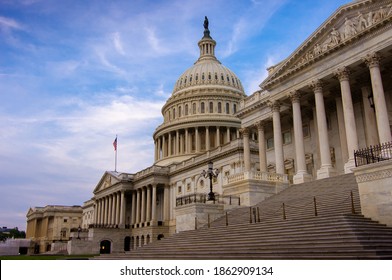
[0,16,24,30]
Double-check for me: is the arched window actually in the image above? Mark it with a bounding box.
[233,104,237,113]
[226,103,230,114]
[185,104,189,116]
[218,102,222,113]
[201,102,205,113]
[173,108,176,119]
[209,102,213,113]
[178,106,182,118]
[192,103,196,114]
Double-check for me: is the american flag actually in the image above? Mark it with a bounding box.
[113,136,117,151]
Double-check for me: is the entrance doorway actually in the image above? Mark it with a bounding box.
[100,240,111,254]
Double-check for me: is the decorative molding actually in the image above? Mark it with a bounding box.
[309,80,324,93]
[268,100,280,112]
[356,167,392,183]
[289,91,302,103]
[362,51,381,68]
[335,67,351,82]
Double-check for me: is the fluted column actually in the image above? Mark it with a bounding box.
[111,194,116,225]
[131,191,136,225]
[176,130,180,155]
[136,189,140,224]
[206,127,210,150]
[162,135,166,158]
[163,185,170,223]
[103,197,108,225]
[96,200,101,225]
[157,137,161,160]
[146,185,151,223]
[151,184,157,225]
[335,67,358,173]
[240,127,251,172]
[168,133,172,156]
[116,192,120,225]
[311,80,336,179]
[290,91,312,183]
[99,199,104,225]
[255,121,267,172]
[141,187,146,225]
[216,127,220,147]
[336,97,349,165]
[195,127,200,152]
[185,128,189,154]
[226,127,231,143]
[363,52,392,144]
[270,101,285,174]
[119,191,125,228]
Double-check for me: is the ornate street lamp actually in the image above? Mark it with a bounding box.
[201,161,219,201]
[77,225,82,239]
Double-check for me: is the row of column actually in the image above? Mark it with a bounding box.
[132,184,170,227]
[94,191,126,227]
[241,52,391,183]
[155,126,239,161]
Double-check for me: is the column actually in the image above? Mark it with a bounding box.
[111,194,116,225]
[206,127,210,150]
[195,127,200,152]
[131,191,136,225]
[99,199,104,225]
[336,97,349,165]
[311,80,336,179]
[255,121,267,172]
[226,127,231,144]
[290,91,312,183]
[154,140,158,161]
[162,135,166,158]
[335,67,358,173]
[185,128,189,154]
[163,185,170,223]
[136,189,140,224]
[103,197,108,225]
[119,191,125,228]
[146,186,151,223]
[363,52,392,143]
[141,187,146,225]
[360,85,379,146]
[108,195,113,225]
[240,127,251,172]
[157,137,161,160]
[168,133,172,156]
[151,184,157,225]
[216,127,220,147]
[116,192,120,225]
[176,130,180,155]
[270,101,285,174]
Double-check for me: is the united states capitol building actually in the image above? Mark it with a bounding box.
[26,0,392,256]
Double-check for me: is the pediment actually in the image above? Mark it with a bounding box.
[261,0,392,89]
[93,171,121,194]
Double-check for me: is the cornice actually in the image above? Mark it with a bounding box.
[261,0,392,90]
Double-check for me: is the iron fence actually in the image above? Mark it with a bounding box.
[354,141,392,167]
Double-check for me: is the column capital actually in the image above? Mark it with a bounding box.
[239,127,250,137]
[309,79,323,92]
[268,100,280,112]
[254,121,265,131]
[362,52,381,68]
[289,90,302,103]
[335,67,350,82]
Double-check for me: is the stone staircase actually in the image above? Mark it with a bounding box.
[96,174,392,259]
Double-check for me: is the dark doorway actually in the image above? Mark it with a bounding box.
[124,236,131,251]
[100,240,111,254]
[157,234,164,240]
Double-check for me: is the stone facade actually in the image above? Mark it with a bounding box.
[26,205,82,254]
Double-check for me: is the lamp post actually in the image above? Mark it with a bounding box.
[201,161,219,201]
[77,226,81,240]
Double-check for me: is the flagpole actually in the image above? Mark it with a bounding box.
[114,135,118,172]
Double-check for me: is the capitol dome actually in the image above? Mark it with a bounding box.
[172,25,244,95]
[153,17,246,166]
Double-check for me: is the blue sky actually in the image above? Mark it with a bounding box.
[0,0,351,231]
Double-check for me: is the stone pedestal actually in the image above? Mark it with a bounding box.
[354,160,392,227]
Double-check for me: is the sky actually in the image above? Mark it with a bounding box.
[0,0,352,231]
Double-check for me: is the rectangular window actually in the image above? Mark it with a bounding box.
[283,131,292,145]
[267,137,274,149]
